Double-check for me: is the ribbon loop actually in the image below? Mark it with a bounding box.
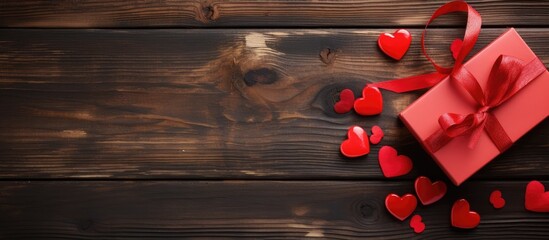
[429,55,546,152]
[369,0,481,93]
[369,1,548,153]
[422,0,481,72]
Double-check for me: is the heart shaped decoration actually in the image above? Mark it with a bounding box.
[378,29,412,60]
[385,193,417,221]
[525,180,549,212]
[378,146,413,178]
[450,38,463,60]
[451,199,480,229]
[334,89,355,114]
[415,176,447,205]
[340,126,370,158]
[409,214,425,234]
[489,190,505,209]
[354,86,383,116]
[369,125,384,144]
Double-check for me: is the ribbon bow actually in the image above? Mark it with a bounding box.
[369,0,547,153]
[425,55,546,152]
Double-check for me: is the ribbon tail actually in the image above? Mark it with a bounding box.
[484,114,513,152]
[369,72,447,93]
[467,121,485,149]
[424,128,453,153]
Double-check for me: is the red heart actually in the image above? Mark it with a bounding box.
[525,180,549,212]
[409,214,425,234]
[385,193,417,221]
[450,38,463,60]
[489,190,505,209]
[378,146,412,178]
[415,176,447,205]
[340,126,370,158]
[334,89,355,114]
[354,86,383,116]
[451,199,480,229]
[369,125,384,144]
[378,29,412,60]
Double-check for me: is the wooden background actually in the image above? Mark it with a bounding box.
[0,0,548,239]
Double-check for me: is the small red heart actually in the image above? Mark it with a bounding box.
[378,29,412,60]
[369,125,384,144]
[340,125,370,158]
[378,146,412,178]
[415,176,447,205]
[450,38,463,60]
[409,214,425,234]
[489,190,505,209]
[334,89,355,114]
[385,193,417,221]
[525,180,549,212]
[354,86,383,116]
[451,199,480,229]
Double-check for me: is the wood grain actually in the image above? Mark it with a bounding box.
[1,28,548,180]
[0,180,547,239]
[1,0,549,28]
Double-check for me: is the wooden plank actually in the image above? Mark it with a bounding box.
[0,180,547,239]
[0,28,548,179]
[1,1,549,28]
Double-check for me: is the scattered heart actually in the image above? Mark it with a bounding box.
[385,193,417,221]
[489,190,505,209]
[409,214,425,234]
[354,86,383,116]
[450,38,463,60]
[525,180,549,212]
[378,29,412,60]
[378,146,413,178]
[369,125,384,144]
[334,89,355,114]
[451,199,480,229]
[415,176,447,205]
[340,125,370,158]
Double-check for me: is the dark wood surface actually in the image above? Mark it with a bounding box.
[1,181,547,239]
[1,0,549,27]
[0,0,548,239]
[1,28,548,180]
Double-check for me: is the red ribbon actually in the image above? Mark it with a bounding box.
[369,0,547,153]
[425,55,546,153]
[370,0,481,93]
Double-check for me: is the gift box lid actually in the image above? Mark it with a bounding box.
[399,28,549,186]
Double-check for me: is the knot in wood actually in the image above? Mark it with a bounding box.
[319,48,337,65]
[78,219,94,232]
[197,2,220,22]
[203,4,219,21]
[243,68,278,86]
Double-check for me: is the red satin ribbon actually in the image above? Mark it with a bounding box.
[369,0,547,153]
[370,0,481,93]
[425,55,546,152]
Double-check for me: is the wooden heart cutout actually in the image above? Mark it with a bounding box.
[415,176,447,205]
[409,214,425,234]
[340,125,370,158]
[451,199,480,229]
[525,180,549,212]
[378,29,412,60]
[369,125,384,145]
[354,86,383,116]
[489,190,505,209]
[334,89,355,114]
[385,193,417,221]
[378,146,413,178]
[450,38,463,60]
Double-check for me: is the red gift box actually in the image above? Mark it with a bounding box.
[371,1,548,185]
[400,28,549,185]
